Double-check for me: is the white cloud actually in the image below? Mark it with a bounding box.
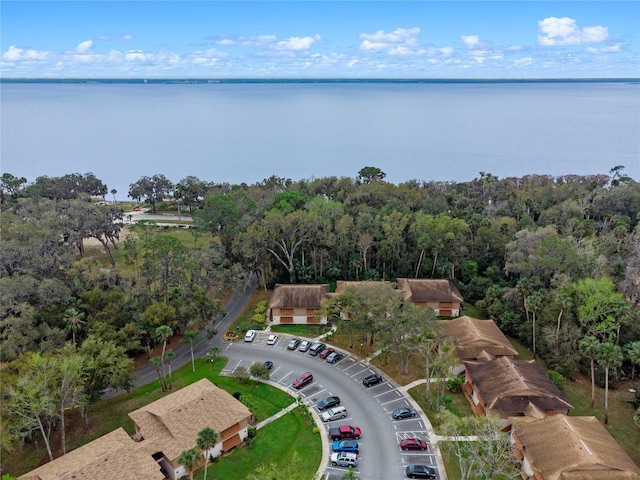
[586,43,622,54]
[125,50,154,62]
[189,48,226,65]
[347,59,358,68]
[275,34,321,51]
[538,17,608,46]
[3,45,51,62]
[461,35,480,48]
[514,57,533,67]
[76,40,93,53]
[359,27,420,53]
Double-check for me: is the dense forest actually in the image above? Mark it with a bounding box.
[1,166,640,460]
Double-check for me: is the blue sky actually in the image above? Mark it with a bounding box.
[2,1,639,78]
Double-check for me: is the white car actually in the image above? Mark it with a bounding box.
[267,334,278,345]
[330,452,358,468]
[244,330,256,342]
[321,406,348,422]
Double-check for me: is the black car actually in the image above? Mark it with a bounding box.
[362,373,383,387]
[325,352,344,364]
[392,407,417,419]
[405,464,436,479]
[264,361,273,370]
[317,395,341,411]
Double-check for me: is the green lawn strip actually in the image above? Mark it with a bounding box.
[506,335,534,360]
[196,409,321,480]
[460,302,484,319]
[269,324,331,337]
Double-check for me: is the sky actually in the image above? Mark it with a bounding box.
[1,1,639,78]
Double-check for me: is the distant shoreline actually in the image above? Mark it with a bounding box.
[2,77,639,84]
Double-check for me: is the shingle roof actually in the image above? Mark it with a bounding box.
[440,316,518,360]
[396,278,464,303]
[18,428,163,480]
[268,284,330,309]
[128,378,251,461]
[464,357,573,414]
[510,415,640,480]
[334,280,393,294]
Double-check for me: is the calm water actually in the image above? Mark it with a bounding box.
[1,81,639,196]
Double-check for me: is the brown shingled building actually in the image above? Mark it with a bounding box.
[510,414,640,479]
[439,315,518,374]
[129,378,252,480]
[463,356,573,429]
[267,283,330,324]
[396,278,463,316]
[19,379,252,480]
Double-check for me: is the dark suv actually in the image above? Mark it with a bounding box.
[362,373,383,387]
[317,395,341,411]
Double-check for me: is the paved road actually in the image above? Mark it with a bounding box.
[103,273,258,397]
[223,333,442,480]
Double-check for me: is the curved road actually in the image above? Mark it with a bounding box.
[106,274,444,480]
[104,273,258,396]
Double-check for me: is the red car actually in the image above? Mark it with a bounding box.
[319,347,335,359]
[400,438,428,451]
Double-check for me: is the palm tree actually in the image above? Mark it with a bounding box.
[183,330,201,372]
[63,307,86,346]
[342,466,360,480]
[155,325,173,388]
[595,342,624,425]
[150,356,165,391]
[196,427,218,480]
[524,290,544,357]
[177,447,200,480]
[110,188,117,202]
[165,350,175,389]
[579,336,599,408]
[624,341,640,380]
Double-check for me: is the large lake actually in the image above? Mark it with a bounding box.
[1,81,639,195]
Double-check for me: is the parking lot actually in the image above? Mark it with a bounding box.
[222,331,442,479]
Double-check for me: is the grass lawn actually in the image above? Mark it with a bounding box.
[198,408,321,480]
[4,357,315,479]
[270,324,332,337]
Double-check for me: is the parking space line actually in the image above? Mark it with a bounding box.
[341,361,364,373]
[373,388,393,398]
[311,387,328,399]
[379,397,405,406]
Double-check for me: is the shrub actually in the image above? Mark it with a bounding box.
[547,369,566,390]
[445,375,465,393]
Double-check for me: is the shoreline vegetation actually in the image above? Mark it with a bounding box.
[2,167,639,477]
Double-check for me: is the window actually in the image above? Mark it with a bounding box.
[281,316,293,323]
[439,301,453,308]
[307,316,319,323]
[281,308,293,315]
